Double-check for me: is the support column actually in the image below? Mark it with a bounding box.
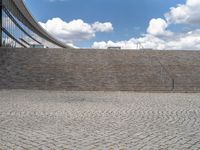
[0,0,2,47]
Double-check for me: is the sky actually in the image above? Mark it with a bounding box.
[25,0,200,50]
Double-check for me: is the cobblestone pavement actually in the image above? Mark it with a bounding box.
[1,90,200,150]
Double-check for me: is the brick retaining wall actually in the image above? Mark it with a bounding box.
[0,48,200,92]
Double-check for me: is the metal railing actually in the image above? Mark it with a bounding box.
[142,50,175,91]
[0,0,70,48]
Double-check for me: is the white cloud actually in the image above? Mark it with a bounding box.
[92,18,170,49]
[92,35,165,50]
[92,29,200,50]
[67,43,79,49]
[39,18,113,43]
[40,0,200,50]
[92,22,113,32]
[165,0,200,24]
[39,18,94,43]
[92,0,200,50]
[147,18,172,36]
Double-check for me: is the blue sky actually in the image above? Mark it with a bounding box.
[25,0,200,50]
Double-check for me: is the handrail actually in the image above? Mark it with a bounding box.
[20,38,31,46]
[142,50,175,91]
[1,0,72,48]
[11,0,70,48]
[2,27,27,48]
[154,56,175,91]
[2,6,41,45]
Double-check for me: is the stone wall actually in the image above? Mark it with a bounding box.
[0,48,200,92]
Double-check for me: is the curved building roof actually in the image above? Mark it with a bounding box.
[4,0,72,48]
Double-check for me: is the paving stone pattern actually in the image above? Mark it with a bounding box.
[1,90,200,149]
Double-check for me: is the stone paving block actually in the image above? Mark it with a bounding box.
[0,90,200,149]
